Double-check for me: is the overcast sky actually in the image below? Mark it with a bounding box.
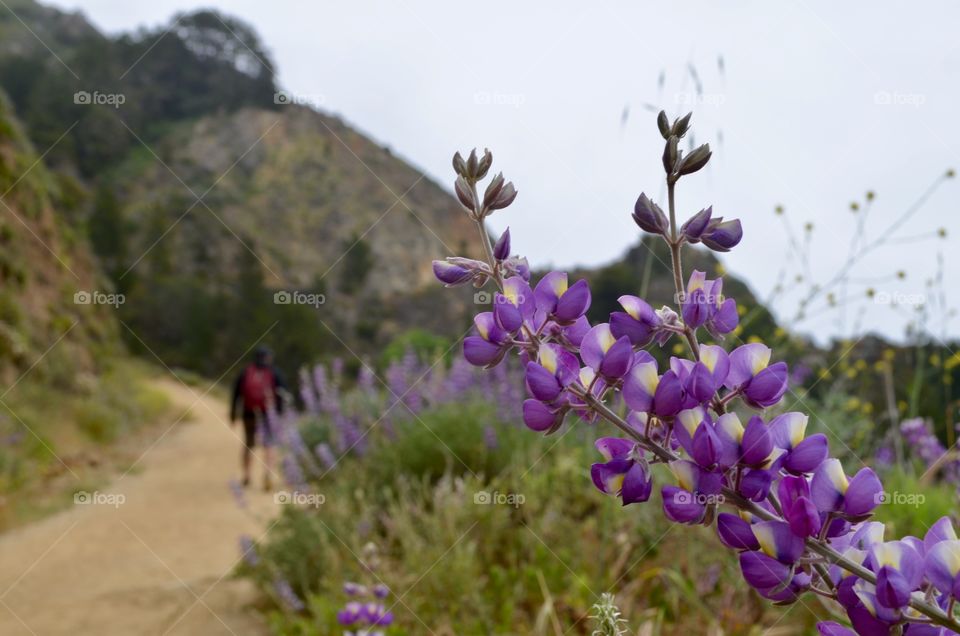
[44,0,960,342]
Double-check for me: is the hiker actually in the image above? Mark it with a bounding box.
[230,346,287,490]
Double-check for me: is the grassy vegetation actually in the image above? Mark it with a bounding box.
[0,357,174,529]
[240,400,826,635]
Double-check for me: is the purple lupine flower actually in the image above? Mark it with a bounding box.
[777,475,822,538]
[524,344,579,403]
[580,323,635,381]
[660,460,722,524]
[610,295,662,347]
[724,343,789,408]
[239,535,259,566]
[533,272,591,325]
[769,412,829,474]
[299,368,319,415]
[522,398,568,432]
[810,459,883,518]
[484,425,499,450]
[337,583,394,629]
[343,582,368,596]
[282,455,306,491]
[357,363,377,393]
[315,443,337,470]
[590,437,653,505]
[622,358,685,417]
[716,512,760,550]
[681,271,739,337]
[428,120,960,634]
[493,275,535,334]
[866,541,924,610]
[273,578,305,612]
[463,312,512,368]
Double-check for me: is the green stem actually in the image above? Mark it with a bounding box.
[667,179,700,360]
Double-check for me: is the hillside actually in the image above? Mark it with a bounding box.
[111,105,479,297]
[0,88,119,385]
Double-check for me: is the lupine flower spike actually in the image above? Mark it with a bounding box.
[432,113,960,635]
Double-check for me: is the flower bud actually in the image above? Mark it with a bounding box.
[452,152,467,177]
[680,206,712,242]
[673,112,692,138]
[678,143,711,176]
[483,172,505,210]
[632,193,669,235]
[488,181,517,211]
[663,136,679,174]
[701,218,743,252]
[432,260,473,286]
[493,227,511,261]
[476,148,493,180]
[454,175,477,213]
[466,149,479,178]
[656,110,671,139]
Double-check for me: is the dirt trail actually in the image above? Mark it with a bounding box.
[0,379,278,635]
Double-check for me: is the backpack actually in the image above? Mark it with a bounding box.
[241,364,274,411]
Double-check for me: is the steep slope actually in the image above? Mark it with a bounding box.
[0,89,119,384]
[103,104,482,376]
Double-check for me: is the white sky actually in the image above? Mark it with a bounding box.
[42,0,960,342]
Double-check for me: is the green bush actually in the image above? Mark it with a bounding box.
[75,401,122,442]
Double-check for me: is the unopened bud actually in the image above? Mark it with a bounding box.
[673,112,692,138]
[493,227,511,260]
[681,206,712,242]
[656,111,671,139]
[454,175,477,212]
[488,181,517,212]
[677,143,711,176]
[466,149,479,179]
[663,136,679,175]
[701,218,743,252]
[483,172,505,210]
[452,152,467,176]
[476,149,493,180]
[632,192,669,235]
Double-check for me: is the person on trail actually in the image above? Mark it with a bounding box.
[230,346,287,490]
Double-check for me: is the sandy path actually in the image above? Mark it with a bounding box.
[0,379,278,635]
